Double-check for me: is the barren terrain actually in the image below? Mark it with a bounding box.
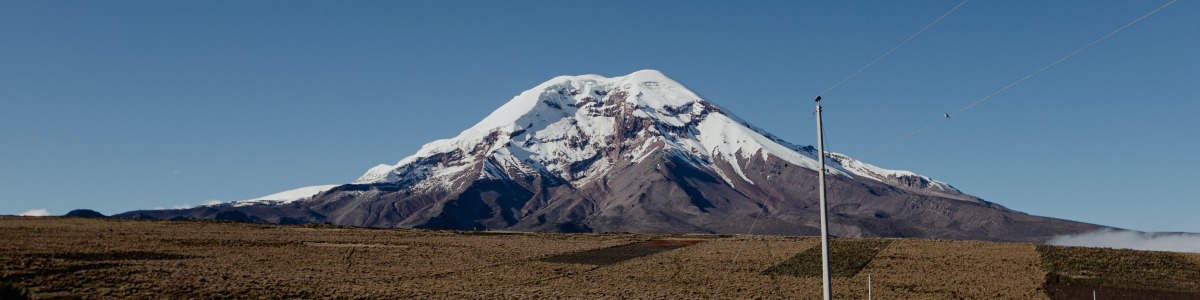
[2,217,1197,299]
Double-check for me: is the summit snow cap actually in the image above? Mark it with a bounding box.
[467,69,705,136]
[353,70,958,197]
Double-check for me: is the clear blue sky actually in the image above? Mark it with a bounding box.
[1,1,1196,232]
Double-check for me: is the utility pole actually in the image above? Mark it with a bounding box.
[815,95,833,300]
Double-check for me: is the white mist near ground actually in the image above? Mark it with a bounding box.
[18,209,50,217]
[1048,229,1200,254]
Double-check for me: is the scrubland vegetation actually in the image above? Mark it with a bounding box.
[2,217,1196,299]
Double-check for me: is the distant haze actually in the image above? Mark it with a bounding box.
[1048,229,1200,254]
[18,209,50,217]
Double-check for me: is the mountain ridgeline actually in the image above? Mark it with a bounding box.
[119,70,1100,242]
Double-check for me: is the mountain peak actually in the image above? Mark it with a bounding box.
[353,70,971,208]
[471,69,699,133]
[622,68,673,82]
[354,70,779,185]
[120,70,1102,242]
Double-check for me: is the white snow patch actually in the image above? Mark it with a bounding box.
[828,152,955,192]
[480,160,507,180]
[629,138,660,163]
[233,184,340,207]
[431,163,471,179]
[356,164,399,184]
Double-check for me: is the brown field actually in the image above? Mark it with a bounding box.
[2,217,1198,299]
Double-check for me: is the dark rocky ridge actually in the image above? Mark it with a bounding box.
[118,145,1100,242]
[64,209,106,218]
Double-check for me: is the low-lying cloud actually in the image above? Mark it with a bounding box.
[18,209,51,217]
[1048,229,1200,254]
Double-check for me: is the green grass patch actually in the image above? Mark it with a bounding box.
[542,239,702,266]
[764,239,891,277]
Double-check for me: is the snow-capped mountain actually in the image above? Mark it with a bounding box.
[231,184,340,207]
[118,70,1099,242]
[354,70,964,200]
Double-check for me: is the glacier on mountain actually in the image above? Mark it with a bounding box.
[349,69,956,197]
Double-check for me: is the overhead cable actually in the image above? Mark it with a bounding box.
[859,0,1178,158]
[819,0,970,97]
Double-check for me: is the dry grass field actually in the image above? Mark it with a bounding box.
[2,217,1198,299]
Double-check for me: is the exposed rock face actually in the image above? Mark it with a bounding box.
[117,70,1101,242]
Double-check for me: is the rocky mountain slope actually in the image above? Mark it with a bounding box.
[119,70,1100,242]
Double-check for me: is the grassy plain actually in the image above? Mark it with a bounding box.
[2,217,1197,299]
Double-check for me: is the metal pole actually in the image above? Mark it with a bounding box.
[815,96,833,300]
[868,273,872,300]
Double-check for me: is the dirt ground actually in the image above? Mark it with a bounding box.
[1039,244,1200,300]
[2,217,1197,299]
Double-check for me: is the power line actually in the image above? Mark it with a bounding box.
[951,0,1177,117]
[859,0,1178,158]
[861,118,945,159]
[819,0,970,97]
[715,177,779,296]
